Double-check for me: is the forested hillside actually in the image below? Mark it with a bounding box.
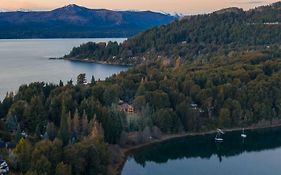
[1,46,281,174]
[0,2,280,175]
[65,2,281,65]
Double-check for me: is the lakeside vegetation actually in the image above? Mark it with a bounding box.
[0,2,280,175]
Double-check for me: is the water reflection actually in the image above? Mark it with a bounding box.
[130,127,281,166]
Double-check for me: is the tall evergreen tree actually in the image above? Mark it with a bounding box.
[90,75,96,86]
[81,110,88,136]
[5,114,18,132]
[72,109,80,136]
[58,104,70,145]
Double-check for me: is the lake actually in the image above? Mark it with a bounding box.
[122,127,281,175]
[0,38,128,100]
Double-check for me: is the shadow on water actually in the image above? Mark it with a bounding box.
[130,127,281,167]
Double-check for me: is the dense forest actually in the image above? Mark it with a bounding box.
[0,2,280,175]
[1,46,281,174]
[64,2,281,65]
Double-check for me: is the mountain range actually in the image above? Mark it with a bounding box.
[0,4,177,39]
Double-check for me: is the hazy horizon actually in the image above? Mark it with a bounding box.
[0,0,279,14]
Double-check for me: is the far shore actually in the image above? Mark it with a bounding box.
[113,120,281,175]
[50,57,133,66]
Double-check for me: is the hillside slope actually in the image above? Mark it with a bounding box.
[64,2,281,65]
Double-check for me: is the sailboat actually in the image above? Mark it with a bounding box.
[241,128,247,138]
[215,129,224,142]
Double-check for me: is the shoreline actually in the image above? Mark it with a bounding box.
[0,37,127,40]
[113,121,281,175]
[50,57,133,66]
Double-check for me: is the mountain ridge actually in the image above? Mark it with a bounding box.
[0,4,177,39]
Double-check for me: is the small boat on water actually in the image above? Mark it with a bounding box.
[241,128,247,138]
[215,129,224,142]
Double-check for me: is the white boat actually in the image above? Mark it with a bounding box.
[215,137,223,142]
[241,128,247,138]
[215,129,224,142]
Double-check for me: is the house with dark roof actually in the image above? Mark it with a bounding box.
[120,103,134,113]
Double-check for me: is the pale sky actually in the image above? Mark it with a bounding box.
[0,0,279,14]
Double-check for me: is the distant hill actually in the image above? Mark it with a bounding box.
[64,2,281,65]
[0,4,177,39]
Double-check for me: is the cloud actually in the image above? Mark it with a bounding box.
[230,0,266,5]
[248,1,265,4]
[1,0,277,14]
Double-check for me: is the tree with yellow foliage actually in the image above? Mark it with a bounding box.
[13,138,32,172]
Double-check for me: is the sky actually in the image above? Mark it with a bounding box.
[0,0,279,14]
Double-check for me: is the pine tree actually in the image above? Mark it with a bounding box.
[26,96,46,132]
[90,75,96,86]
[15,124,22,142]
[5,114,18,132]
[67,111,72,134]
[58,104,70,145]
[81,110,88,136]
[72,109,80,136]
[59,80,64,87]
[67,79,73,85]
[46,122,56,140]
[90,114,104,140]
[136,81,145,96]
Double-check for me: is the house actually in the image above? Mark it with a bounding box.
[120,103,134,113]
[118,100,135,113]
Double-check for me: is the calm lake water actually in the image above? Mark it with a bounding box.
[122,127,281,175]
[0,38,128,100]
